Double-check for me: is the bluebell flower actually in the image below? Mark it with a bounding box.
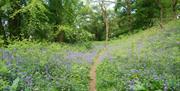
[24,75,33,87]
[130,69,139,73]
[129,80,135,91]
[164,80,168,91]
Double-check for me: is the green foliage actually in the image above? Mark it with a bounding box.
[2,0,180,91]
[0,79,9,90]
[0,61,8,74]
[48,0,79,25]
[0,0,179,42]
[132,0,159,29]
[10,0,51,40]
[0,40,91,91]
[0,0,180,90]
[97,21,180,91]
[10,77,20,91]
[55,25,93,43]
[114,0,176,33]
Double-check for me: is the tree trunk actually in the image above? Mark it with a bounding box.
[105,16,109,46]
[156,0,164,29]
[160,7,163,29]
[126,0,132,32]
[3,25,8,45]
[0,18,3,35]
[57,31,64,42]
[99,0,109,47]
[171,0,177,18]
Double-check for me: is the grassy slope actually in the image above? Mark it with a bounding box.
[0,20,179,91]
[97,20,180,91]
[0,41,95,90]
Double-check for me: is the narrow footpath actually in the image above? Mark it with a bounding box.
[89,48,106,91]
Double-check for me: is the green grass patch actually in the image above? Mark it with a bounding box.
[97,20,180,91]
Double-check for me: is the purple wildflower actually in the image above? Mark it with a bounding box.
[130,69,139,73]
[164,80,168,91]
[129,80,135,91]
[24,75,33,87]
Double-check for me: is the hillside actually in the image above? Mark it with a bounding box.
[0,20,179,91]
[96,20,180,91]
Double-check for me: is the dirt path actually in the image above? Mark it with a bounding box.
[89,48,106,91]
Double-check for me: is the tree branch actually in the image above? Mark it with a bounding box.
[92,0,121,4]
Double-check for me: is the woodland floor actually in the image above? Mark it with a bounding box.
[89,48,106,91]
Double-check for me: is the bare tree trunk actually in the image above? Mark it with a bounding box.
[160,7,163,29]
[59,31,64,42]
[56,31,64,42]
[105,17,109,46]
[156,0,164,29]
[3,25,8,45]
[99,0,109,47]
[126,0,132,32]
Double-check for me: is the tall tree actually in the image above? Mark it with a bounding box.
[133,0,159,29]
[155,0,172,28]
[156,0,164,28]
[125,0,132,31]
[0,0,21,43]
[48,0,80,42]
[11,0,51,40]
[171,0,178,18]
[99,0,109,46]
[48,0,79,25]
[115,0,135,32]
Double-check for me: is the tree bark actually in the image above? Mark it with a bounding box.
[171,0,177,18]
[99,0,109,47]
[58,31,64,42]
[0,18,2,35]
[1,20,8,45]
[159,5,164,29]
[156,0,164,29]
[126,0,132,32]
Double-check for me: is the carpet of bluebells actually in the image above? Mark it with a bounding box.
[0,41,104,91]
[0,21,179,91]
[97,21,180,91]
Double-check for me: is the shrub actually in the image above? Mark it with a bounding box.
[55,25,93,43]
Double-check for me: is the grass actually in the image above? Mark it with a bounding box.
[0,20,179,91]
[97,20,180,91]
[0,40,93,90]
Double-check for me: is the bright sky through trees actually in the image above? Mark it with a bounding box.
[82,0,116,9]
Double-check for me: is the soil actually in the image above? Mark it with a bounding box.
[89,48,105,91]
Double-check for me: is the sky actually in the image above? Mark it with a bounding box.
[81,0,116,10]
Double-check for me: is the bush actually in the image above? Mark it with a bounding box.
[55,25,93,43]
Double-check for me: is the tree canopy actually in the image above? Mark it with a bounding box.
[0,0,179,44]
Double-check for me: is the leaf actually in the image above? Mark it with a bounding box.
[10,77,20,91]
[134,81,146,91]
[0,61,8,74]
